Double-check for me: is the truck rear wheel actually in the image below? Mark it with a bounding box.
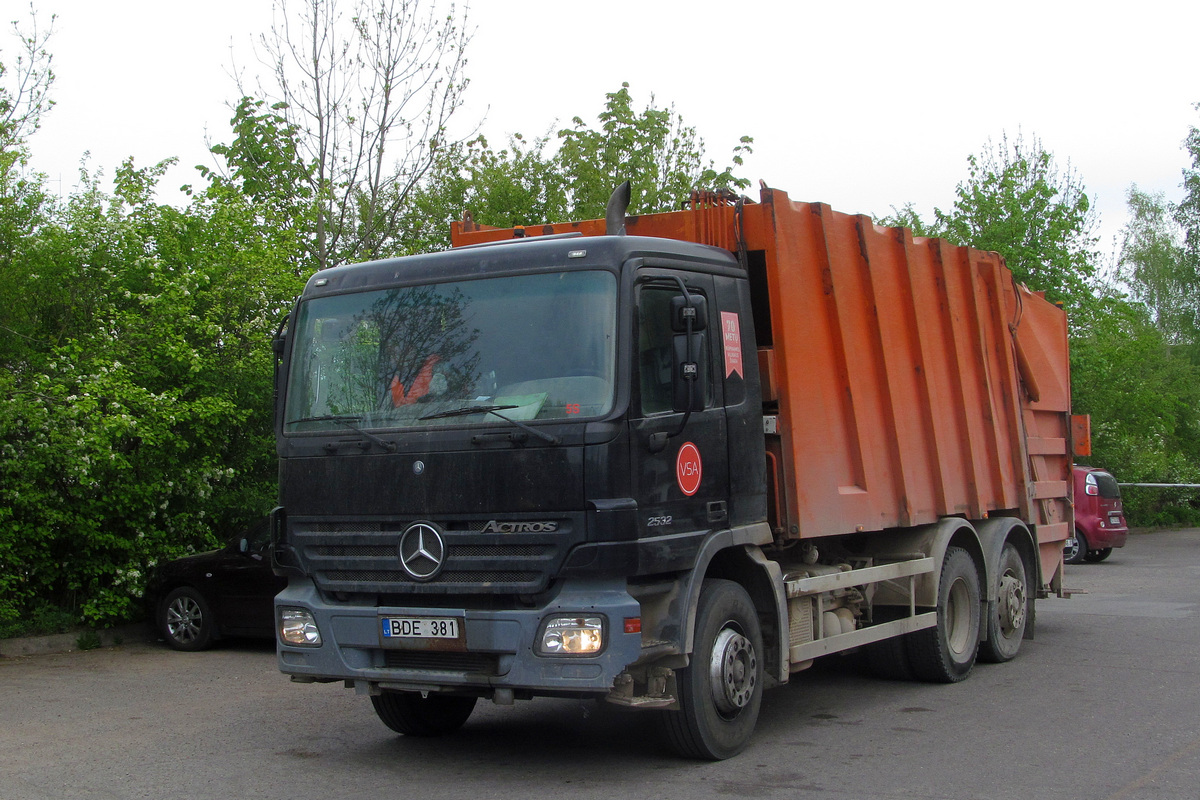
[658,579,764,760]
[905,547,980,683]
[979,543,1028,663]
[371,691,477,737]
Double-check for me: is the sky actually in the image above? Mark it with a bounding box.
[17,0,1200,256]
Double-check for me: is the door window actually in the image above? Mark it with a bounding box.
[638,285,710,414]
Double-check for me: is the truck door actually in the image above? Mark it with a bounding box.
[629,272,730,548]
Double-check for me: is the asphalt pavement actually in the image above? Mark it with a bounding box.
[3,528,1199,800]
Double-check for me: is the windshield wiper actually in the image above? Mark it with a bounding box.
[419,404,559,445]
[286,414,397,453]
[418,404,518,421]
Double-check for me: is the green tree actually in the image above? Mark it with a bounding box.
[0,5,56,363]
[1119,107,1200,360]
[932,132,1098,307]
[200,96,317,275]
[1177,104,1200,262]
[0,10,316,630]
[404,84,754,251]
[876,203,938,238]
[1119,186,1197,354]
[1095,107,1200,522]
[1,156,305,628]
[402,132,569,252]
[556,82,753,219]
[1069,293,1200,524]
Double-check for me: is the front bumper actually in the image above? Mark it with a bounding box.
[275,576,643,695]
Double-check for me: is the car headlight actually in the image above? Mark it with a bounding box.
[538,615,604,656]
[279,607,322,646]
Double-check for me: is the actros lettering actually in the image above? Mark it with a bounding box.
[482,520,559,533]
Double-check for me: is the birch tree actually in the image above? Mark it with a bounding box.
[249,0,471,269]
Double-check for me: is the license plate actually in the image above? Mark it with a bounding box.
[379,616,464,649]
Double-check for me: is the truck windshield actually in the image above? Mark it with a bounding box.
[283,270,618,433]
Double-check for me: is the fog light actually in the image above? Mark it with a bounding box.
[539,616,604,655]
[279,607,322,646]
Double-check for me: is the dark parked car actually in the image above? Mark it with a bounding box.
[146,518,286,650]
[1065,465,1128,564]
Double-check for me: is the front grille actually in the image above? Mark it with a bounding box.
[289,516,577,595]
[311,522,395,533]
[322,569,540,585]
[454,544,548,558]
[311,545,396,558]
[383,650,499,675]
[313,543,548,559]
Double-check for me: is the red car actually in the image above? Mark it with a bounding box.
[1065,466,1128,564]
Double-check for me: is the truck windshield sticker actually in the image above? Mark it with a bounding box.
[676,442,703,496]
[721,311,743,379]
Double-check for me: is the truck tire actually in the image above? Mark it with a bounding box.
[370,692,477,737]
[979,543,1028,663]
[658,579,763,760]
[905,547,980,683]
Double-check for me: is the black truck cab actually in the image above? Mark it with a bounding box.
[271,233,768,705]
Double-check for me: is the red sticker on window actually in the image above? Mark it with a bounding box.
[676,442,703,496]
[721,311,743,379]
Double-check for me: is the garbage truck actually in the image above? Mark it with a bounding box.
[270,182,1078,759]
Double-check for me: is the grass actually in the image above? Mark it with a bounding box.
[0,603,79,640]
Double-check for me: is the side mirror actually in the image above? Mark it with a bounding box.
[673,332,707,412]
[670,294,708,332]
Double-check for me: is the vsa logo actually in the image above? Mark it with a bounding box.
[481,520,559,533]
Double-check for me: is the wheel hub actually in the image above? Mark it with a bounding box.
[998,573,1026,632]
[709,627,757,715]
[168,599,202,641]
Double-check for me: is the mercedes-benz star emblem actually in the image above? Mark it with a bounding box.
[398,522,445,581]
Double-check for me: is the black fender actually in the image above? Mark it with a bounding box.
[643,523,788,686]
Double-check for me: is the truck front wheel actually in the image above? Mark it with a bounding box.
[905,547,980,683]
[658,579,764,760]
[371,691,477,737]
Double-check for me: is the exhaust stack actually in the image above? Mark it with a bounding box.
[605,181,631,235]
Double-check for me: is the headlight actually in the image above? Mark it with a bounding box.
[279,607,322,646]
[538,616,604,656]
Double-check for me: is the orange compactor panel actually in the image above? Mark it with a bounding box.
[452,186,1074,581]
